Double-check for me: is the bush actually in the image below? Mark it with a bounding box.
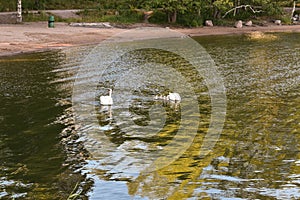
[22,11,49,22]
[78,9,142,24]
[280,15,292,25]
[149,11,167,24]
[262,2,283,16]
[213,18,235,26]
[102,10,142,24]
[177,14,203,27]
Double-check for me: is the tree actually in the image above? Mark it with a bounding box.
[222,4,264,18]
[211,0,234,18]
[141,0,201,23]
[139,0,178,23]
[16,0,22,23]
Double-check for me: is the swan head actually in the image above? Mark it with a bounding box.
[108,88,112,96]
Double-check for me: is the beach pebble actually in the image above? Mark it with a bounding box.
[274,20,281,25]
[205,20,213,27]
[234,20,243,28]
[245,20,253,26]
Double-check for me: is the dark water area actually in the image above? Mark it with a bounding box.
[0,51,88,199]
[0,32,299,199]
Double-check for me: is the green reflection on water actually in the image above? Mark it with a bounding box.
[92,33,300,199]
[0,51,84,199]
[1,32,300,200]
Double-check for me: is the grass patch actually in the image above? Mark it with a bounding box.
[77,9,143,24]
[213,18,236,26]
[280,14,292,25]
[22,11,49,22]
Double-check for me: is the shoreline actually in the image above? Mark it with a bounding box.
[1,22,300,57]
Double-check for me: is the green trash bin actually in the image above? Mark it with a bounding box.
[48,16,55,28]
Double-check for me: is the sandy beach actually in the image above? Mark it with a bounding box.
[1,22,300,57]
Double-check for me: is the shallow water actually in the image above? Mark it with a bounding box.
[0,32,299,199]
[0,50,90,199]
[0,52,66,198]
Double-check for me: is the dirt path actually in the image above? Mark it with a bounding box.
[0,22,123,56]
[1,22,300,57]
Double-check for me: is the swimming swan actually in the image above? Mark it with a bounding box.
[100,88,113,105]
[167,92,181,102]
[154,93,181,102]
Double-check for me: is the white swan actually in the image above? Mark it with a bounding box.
[100,88,113,105]
[154,93,181,102]
[167,92,181,102]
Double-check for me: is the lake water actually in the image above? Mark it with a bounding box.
[0,32,299,199]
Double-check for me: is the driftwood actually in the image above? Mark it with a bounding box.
[291,1,296,20]
[222,5,263,18]
[133,9,154,23]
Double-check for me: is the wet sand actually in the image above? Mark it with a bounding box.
[1,22,300,57]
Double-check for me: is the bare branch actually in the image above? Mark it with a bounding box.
[222,5,263,18]
[291,1,296,20]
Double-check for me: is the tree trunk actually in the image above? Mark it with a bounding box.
[35,0,40,10]
[168,10,177,23]
[233,0,241,16]
[213,9,220,19]
[17,0,22,23]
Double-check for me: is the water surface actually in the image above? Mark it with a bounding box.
[0,50,89,199]
[0,32,299,200]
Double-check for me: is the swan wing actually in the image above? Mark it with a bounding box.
[169,93,181,101]
[174,93,181,101]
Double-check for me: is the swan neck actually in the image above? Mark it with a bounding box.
[109,89,112,96]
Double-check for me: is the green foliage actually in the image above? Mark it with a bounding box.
[0,0,295,26]
[280,14,292,24]
[213,0,234,12]
[261,1,283,16]
[78,9,142,24]
[213,18,235,26]
[177,13,204,27]
[22,10,49,22]
[0,0,100,10]
[0,1,16,12]
[148,10,168,24]
[100,11,142,24]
